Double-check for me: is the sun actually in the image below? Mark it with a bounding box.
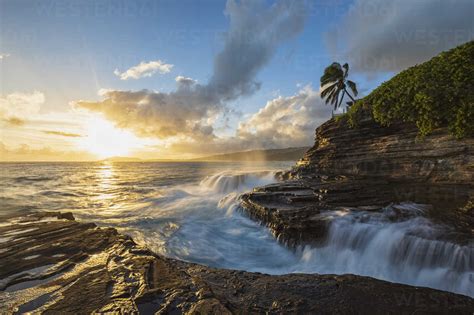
[78,116,144,159]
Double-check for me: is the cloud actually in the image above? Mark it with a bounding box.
[236,85,331,147]
[327,0,474,72]
[168,85,332,155]
[77,0,308,144]
[114,60,174,80]
[42,130,82,137]
[77,88,219,140]
[175,76,197,87]
[0,91,45,124]
[0,142,94,161]
[0,53,10,60]
[3,117,26,126]
[207,0,307,100]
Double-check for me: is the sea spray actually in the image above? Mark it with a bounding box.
[293,204,473,297]
[1,162,472,297]
[200,171,274,194]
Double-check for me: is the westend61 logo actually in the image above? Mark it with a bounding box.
[35,0,161,18]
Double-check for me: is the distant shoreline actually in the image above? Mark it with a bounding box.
[0,146,310,163]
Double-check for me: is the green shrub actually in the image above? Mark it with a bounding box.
[334,113,348,123]
[347,41,474,138]
[346,101,371,128]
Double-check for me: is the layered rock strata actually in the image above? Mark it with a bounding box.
[240,119,473,247]
[1,212,473,314]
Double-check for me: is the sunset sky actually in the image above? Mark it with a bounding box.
[1,0,472,160]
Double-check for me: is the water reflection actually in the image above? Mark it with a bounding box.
[98,162,113,178]
[97,162,114,190]
[92,162,120,215]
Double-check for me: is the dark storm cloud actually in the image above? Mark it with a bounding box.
[327,0,474,72]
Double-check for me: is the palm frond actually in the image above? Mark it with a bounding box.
[320,62,343,86]
[343,63,349,79]
[324,85,340,105]
[321,83,337,99]
[337,90,346,110]
[330,62,342,72]
[328,88,340,106]
[347,80,358,97]
[325,89,337,104]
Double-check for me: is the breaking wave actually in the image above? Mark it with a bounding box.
[1,162,472,297]
[292,204,473,297]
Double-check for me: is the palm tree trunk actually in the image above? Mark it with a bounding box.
[337,90,346,109]
[344,87,356,102]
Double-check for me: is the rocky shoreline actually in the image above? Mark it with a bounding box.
[1,118,473,313]
[240,118,473,247]
[0,211,473,314]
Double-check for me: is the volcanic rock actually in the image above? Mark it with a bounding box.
[1,212,472,314]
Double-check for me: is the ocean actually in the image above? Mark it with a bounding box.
[1,161,472,297]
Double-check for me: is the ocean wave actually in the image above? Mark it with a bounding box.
[293,204,473,297]
[14,176,57,183]
[39,190,86,197]
[5,162,471,296]
[199,171,274,194]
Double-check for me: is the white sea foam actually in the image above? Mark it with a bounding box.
[1,162,472,297]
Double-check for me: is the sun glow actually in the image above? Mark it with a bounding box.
[78,116,146,159]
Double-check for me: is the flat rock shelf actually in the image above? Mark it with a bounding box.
[0,212,472,314]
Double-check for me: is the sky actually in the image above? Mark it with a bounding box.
[1,0,472,160]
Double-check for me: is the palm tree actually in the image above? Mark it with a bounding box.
[320,62,358,110]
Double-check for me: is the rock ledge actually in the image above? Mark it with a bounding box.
[1,212,473,314]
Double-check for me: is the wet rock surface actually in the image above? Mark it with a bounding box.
[1,212,473,314]
[240,119,474,247]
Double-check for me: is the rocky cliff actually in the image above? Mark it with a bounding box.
[297,118,473,185]
[1,212,473,314]
[240,118,473,247]
[240,42,474,250]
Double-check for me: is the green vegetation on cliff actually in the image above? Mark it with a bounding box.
[346,41,474,138]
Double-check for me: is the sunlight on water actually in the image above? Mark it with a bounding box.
[98,163,113,181]
[0,161,472,297]
[96,164,115,203]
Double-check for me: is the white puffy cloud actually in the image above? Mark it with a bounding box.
[114,60,174,80]
[327,0,474,72]
[0,91,45,125]
[76,88,219,140]
[0,53,10,60]
[175,76,197,87]
[236,85,331,148]
[167,86,332,155]
[77,0,308,145]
